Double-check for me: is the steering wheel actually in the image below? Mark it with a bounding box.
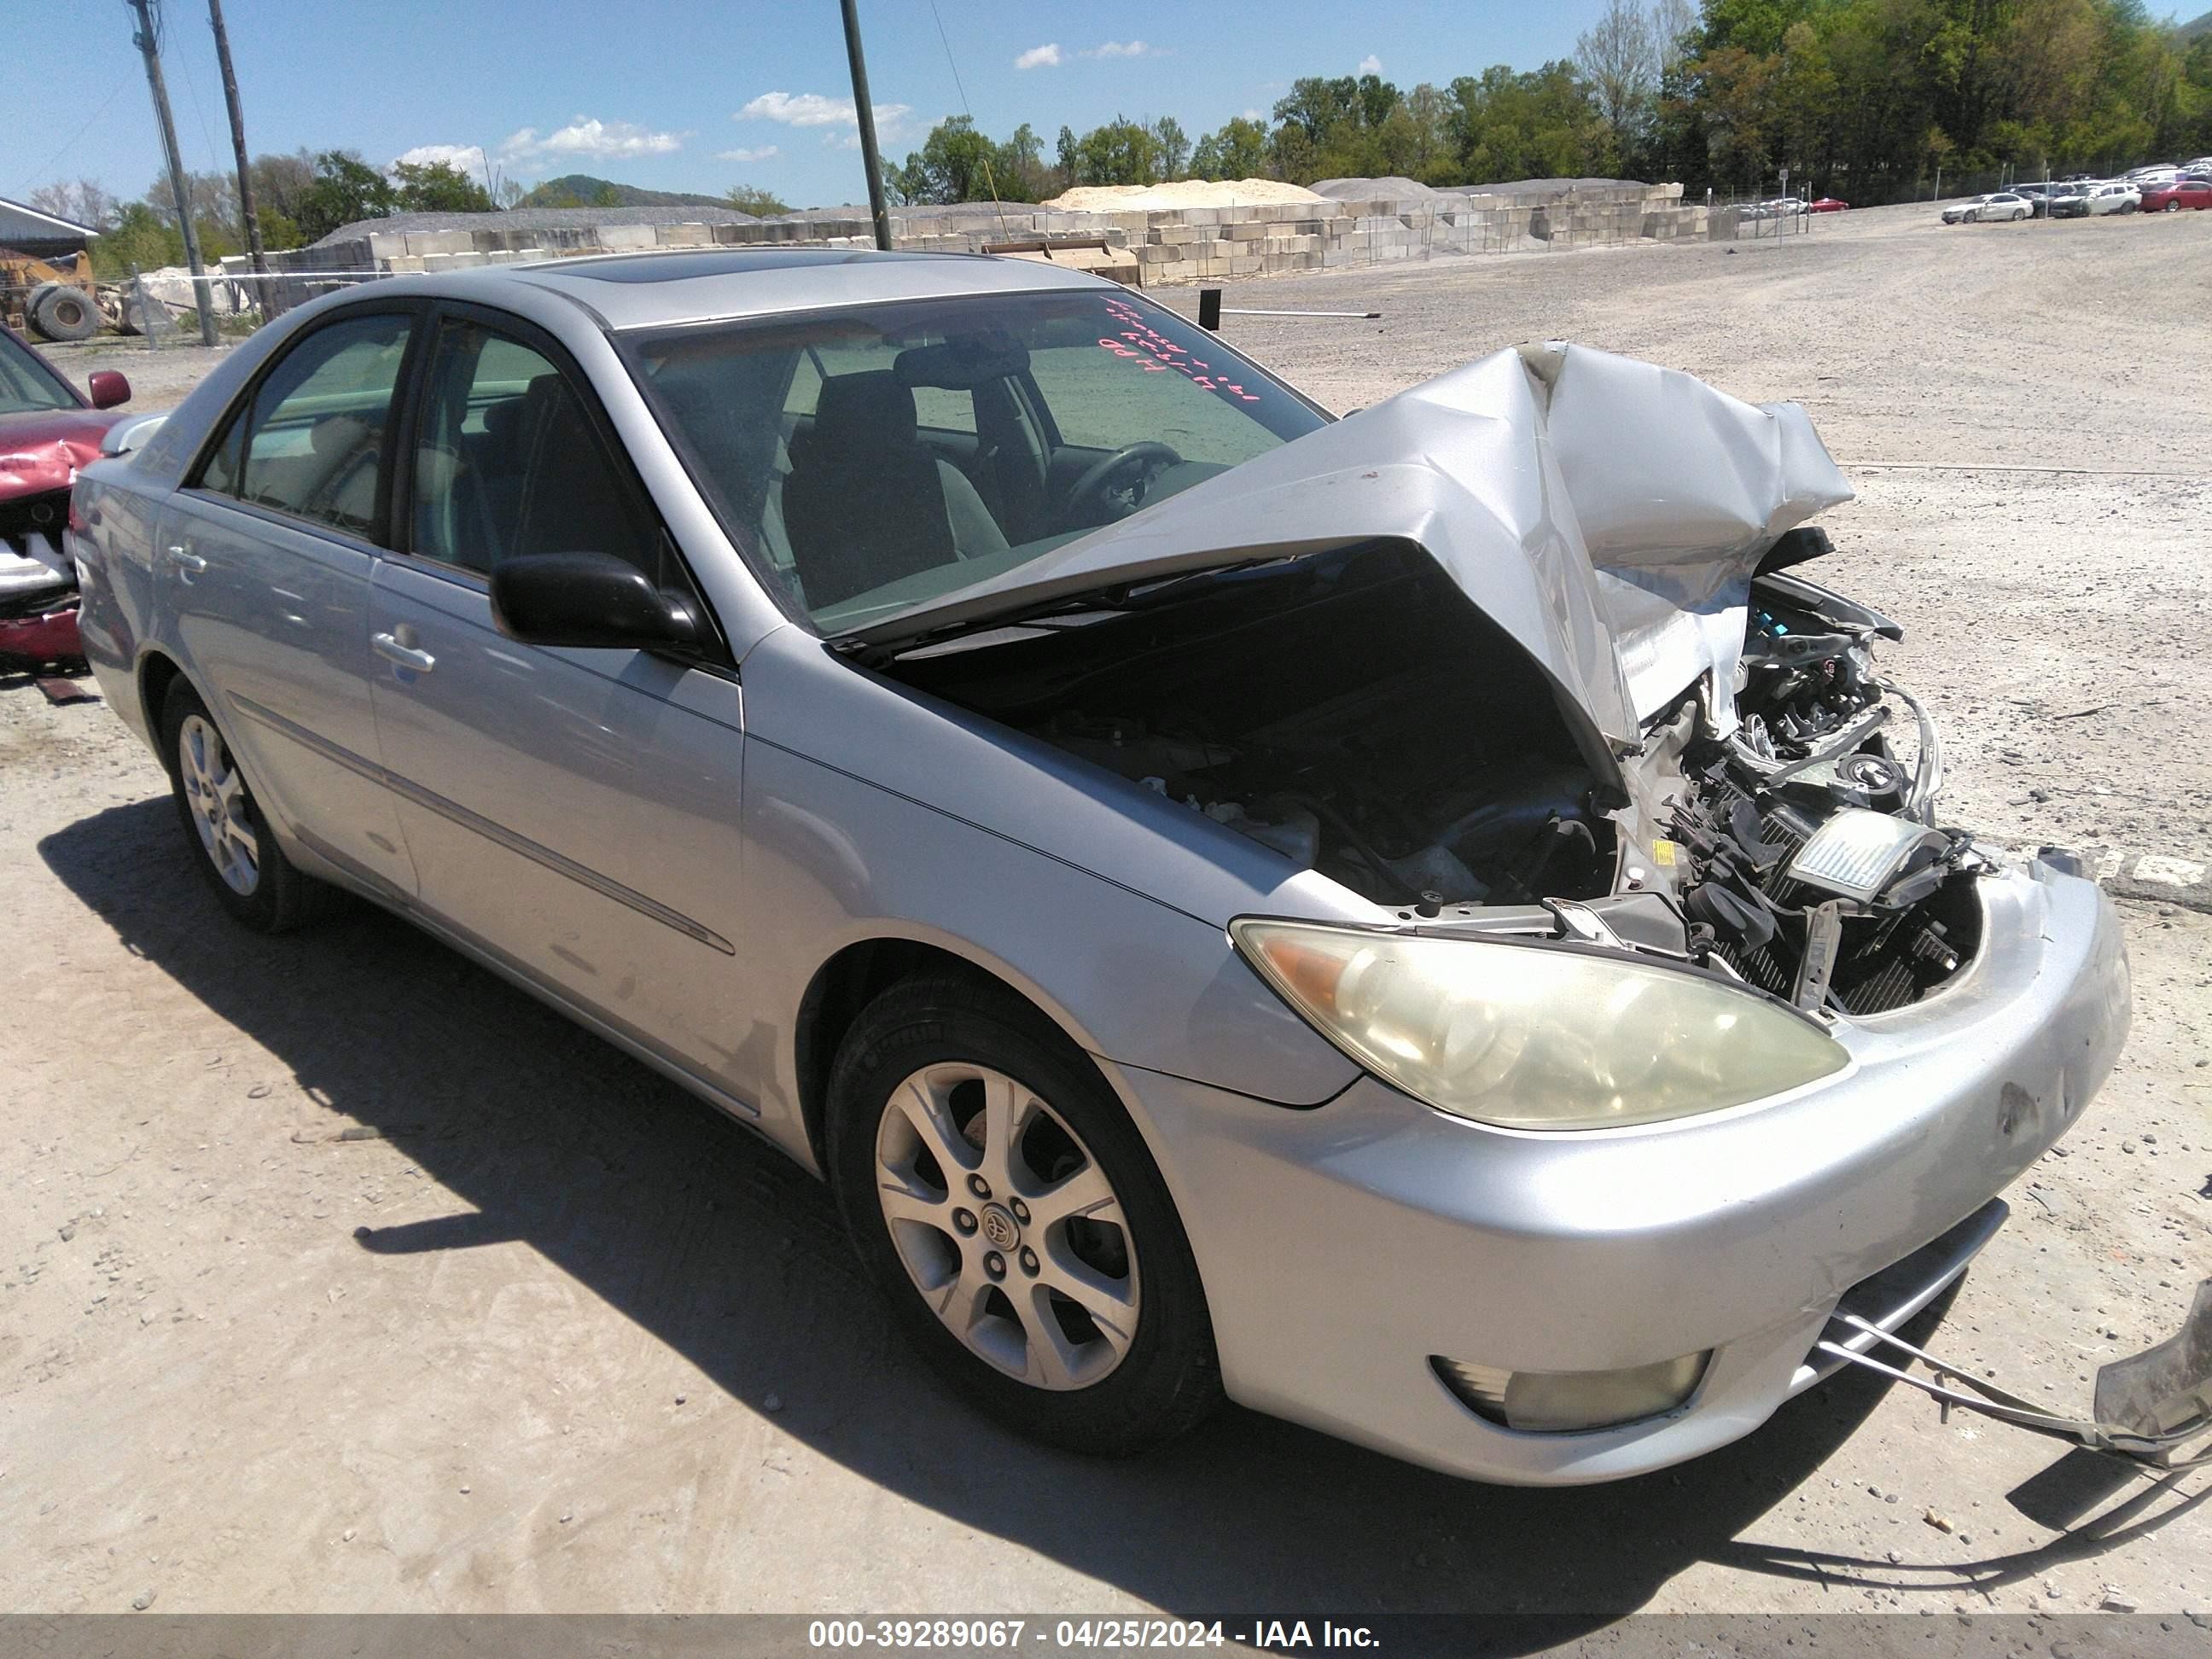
[1063,440,1183,521]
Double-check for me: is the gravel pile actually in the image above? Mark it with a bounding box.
[1039,179,1326,211]
[310,206,760,247]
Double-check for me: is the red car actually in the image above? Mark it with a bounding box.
[1,325,131,672]
[1808,197,1848,212]
[2139,179,2212,212]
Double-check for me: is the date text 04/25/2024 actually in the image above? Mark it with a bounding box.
[805,1620,1382,1650]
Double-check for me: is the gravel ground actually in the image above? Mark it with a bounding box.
[2,202,2208,1621]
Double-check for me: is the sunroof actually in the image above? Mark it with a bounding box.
[545,248,954,283]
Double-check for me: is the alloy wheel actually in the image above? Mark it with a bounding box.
[178,713,260,895]
[874,1062,1139,1390]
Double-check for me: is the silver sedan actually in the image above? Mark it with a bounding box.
[70,251,2136,1483]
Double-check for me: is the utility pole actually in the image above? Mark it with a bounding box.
[207,0,270,320]
[838,0,894,251]
[126,0,219,347]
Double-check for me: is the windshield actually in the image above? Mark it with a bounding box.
[0,335,80,417]
[622,288,1329,632]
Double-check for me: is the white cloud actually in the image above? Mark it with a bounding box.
[393,143,488,178]
[1240,108,1264,122]
[1015,42,1062,70]
[739,90,913,151]
[1085,39,1160,58]
[739,90,855,126]
[716,144,780,163]
[498,117,683,162]
[1358,54,1382,74]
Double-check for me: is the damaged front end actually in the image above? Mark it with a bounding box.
[856,340,2197,1472]
[0,432,97,674]
[1821,1283,2212,1472]
[1639,548,1983,1016]
[865,341,1998,1021]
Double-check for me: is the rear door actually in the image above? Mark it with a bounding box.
[364,303,753,1088]
[159,304,421,897]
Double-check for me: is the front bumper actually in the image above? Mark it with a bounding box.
[1112,859,2129,1484]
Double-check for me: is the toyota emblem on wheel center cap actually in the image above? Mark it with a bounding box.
[980,1204,1021,1250]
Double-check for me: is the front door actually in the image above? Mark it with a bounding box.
[364,306,753,1090]
[161,306,419,898]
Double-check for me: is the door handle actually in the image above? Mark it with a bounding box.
[166,544,207,574]
[371,631,436,673]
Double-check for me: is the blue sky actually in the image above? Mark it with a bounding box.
[10,0,1622,213]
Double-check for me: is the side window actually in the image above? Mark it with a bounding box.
[201,311,412,539]
[410,317,660,579]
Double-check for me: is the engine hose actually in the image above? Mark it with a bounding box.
[1878,680,1945,823]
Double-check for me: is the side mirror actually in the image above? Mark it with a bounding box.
[88,370,132,410]
[488,550,702,652]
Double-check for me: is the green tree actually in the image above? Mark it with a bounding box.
[1065,116,1163,186]
[1190,116,1272,179]
[89,201,184,279]
[725,183,792,216]
[293,150,396,242]
[1152,116,1190,179]
[1445,61,1607,183]
[390,160,495,213]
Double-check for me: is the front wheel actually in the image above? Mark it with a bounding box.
[827,973,1221,1455]
[160,678,339,931]
[2166,201,2181,212]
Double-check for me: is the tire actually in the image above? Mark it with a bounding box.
[2165,201,2180,212]
[826,971,1221,1456]
[159,678,340,932]
[30,285,101,342]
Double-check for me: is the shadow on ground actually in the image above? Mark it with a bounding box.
[39,795,2198,1633]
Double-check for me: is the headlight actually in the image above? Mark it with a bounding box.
[1231,919,1849,1130]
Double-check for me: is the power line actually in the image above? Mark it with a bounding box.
[12,76,131,197]
[924,0,1010,241]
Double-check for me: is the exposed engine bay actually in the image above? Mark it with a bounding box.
[887,529,1983,1019]
[1651,532,1982,1016]
[889,543,1622,914]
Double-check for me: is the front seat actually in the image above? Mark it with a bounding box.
[782,370,1004,611]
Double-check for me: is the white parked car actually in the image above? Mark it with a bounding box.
[2088,183,2142,215]
[1941,193,2029,224]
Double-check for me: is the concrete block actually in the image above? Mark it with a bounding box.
[403,230,477,256]
[656,223,713,247]
[419,253,455,272]
[596,224,658,251]
[447,251,486,269]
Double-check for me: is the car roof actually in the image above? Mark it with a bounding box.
[380,247,1119,334]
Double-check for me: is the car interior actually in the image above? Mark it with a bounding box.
[629,294,1324,631]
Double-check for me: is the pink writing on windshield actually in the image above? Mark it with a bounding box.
[1097,296,1263,401]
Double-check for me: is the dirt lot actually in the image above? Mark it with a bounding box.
[3,203,2209,1621]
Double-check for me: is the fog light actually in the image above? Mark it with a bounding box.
[1431,1351,1711,1432]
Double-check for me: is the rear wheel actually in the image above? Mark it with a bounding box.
[160,679,339,932]
[30,285,100,342]
[827,973,1221,1455]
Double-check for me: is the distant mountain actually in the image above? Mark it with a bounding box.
[2180,7,2212,37]
[517,174,731,209]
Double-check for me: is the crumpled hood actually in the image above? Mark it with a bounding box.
[852,341,1852,748]
[0,407,119,498]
